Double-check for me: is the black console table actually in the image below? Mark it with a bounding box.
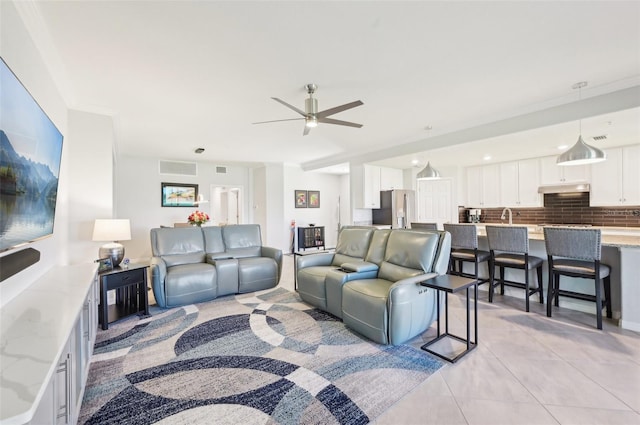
[99,263,149,330]
[297,226,325,251]
[420,274,478,363]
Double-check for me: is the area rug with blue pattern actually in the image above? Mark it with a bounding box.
[79,287,444,424]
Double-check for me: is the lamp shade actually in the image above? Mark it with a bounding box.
[557,135,606,166]
[92,219,131,242]
[416,162,441,180]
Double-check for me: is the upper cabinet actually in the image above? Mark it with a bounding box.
[352,164,381,208]
[499,158,542,207]
[540,155,590,185]
[352,164,404,208]
[379,166,403,190]
[590,145,640,206]
[466,164,500,208]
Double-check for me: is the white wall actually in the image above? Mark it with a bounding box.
[283,165,342,251]
[66,110,115,265]
[0,1,70,306]
[115,155,252,260]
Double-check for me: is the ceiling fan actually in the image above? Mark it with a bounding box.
[253,84,363,135]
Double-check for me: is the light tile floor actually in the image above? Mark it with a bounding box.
[281,254,640,425]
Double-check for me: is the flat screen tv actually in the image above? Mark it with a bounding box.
[0,57,64,252]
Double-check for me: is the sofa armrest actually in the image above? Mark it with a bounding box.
[386,272,440,345]
[150,256,168,308]
[296,251,334,269]
[340,261,378,273]
[261,246,283,283]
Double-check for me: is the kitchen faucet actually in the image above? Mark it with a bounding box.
[501,207,513,225]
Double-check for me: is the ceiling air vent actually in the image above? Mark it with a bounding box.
[216,166,227,174]
[592,135,608,141]
[159,160,197,176]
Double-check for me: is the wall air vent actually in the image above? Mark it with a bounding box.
[592,135,608,141]
[159,160,197,176]
[216,166,227,174]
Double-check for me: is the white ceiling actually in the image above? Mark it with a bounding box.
[25,1,640,173]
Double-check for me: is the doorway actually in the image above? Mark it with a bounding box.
[210,185,244,225]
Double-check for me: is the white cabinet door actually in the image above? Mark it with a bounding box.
[499,161,519,207]
[482,164,501,208]
[590,148,623,206]
[380,166,403,190]
[363,164,381,208]
[466,164,500,208]
[466,166,483,207]
[540,155,590,184]
[621,145,640,205]
[517,158,542,207]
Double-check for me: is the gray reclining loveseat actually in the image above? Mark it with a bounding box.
[296,226,451,345]
[150,224,282,308]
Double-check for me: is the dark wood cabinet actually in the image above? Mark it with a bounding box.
[297,226,325,251]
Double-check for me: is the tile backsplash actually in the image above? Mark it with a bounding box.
[459,193,640,227]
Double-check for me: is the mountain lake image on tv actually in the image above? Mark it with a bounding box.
[0,57,64,252]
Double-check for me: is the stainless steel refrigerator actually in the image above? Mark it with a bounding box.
[372,190,416,229]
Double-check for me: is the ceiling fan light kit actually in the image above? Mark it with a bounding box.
[253,84,363,135]
[557,81,607,166]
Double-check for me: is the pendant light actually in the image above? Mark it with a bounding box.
[416,162,441,180]
[557,81,606,166]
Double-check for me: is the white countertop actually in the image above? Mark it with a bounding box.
[471,223,640,248]
[0,263,97,424]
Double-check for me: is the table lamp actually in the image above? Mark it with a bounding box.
[92,219,131,267]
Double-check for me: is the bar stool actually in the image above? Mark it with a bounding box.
[485,225,544,312]
[443,223,490,286]
[411,222,438,230]
[543,227,612,330]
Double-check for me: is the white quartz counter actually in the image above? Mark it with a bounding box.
[473,224,640,248]
[0,263,97,424]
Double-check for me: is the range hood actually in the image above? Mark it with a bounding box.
[537,183,590,194]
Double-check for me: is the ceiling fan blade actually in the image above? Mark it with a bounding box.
[303,125,311,136]
[318,117,363,128]
[252,118,304,125]
[272,97,307,116]
[316,100,363,119]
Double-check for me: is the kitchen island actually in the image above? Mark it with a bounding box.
[468,224,640,332]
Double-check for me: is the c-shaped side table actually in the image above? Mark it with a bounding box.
[420,274,478,363]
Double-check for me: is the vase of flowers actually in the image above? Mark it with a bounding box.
[188,210,210,227]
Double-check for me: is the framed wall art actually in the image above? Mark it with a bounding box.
[308,190,320,208]
[295,190,308,208]
[161,182,198,207]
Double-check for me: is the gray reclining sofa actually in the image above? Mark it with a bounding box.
[296,226,451,345]
[150,224,282,308]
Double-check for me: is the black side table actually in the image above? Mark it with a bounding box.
[99,263,149,330]
[420,274,478,363]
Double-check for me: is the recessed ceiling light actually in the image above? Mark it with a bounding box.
[557,145,568,150]
[411,159,419,166]
[483,155,492,161]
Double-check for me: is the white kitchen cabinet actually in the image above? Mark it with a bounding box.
[352,164,381,208]
[2,265,99,425]
[380,166,403,190]
[466,164,500,208]
[540,155,590,184]
[590,145,640,206]
[499,158,542,207]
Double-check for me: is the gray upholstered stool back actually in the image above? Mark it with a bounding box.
[543,227,602,261]
[485,225,530,254]
[411,222,438,230]
[443,223,478,250]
